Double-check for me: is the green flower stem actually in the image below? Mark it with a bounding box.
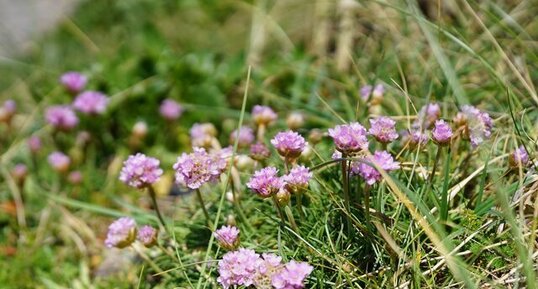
[341,158,352,235]
[284,205,299,232]
[147,185,167,231]
[195,189,213,228]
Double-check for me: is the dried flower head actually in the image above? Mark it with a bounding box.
[60,71,87,94]
[328,122,369,155]
[119,153,163,189]
[104,217,137,248]
[368,116,398,143]
[246,167,284,198]
[351,151,400,185]
[73,91,109,115]
[45,105,79,131]
[271,131,307,160]
[159,99,183,120]
[137,225,158,247]
[214,225,240,250]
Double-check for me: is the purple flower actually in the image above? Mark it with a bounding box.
[11,164,28,184]
[413,103,441,129]
[254,253,284,287]
[230,126,255,148]
[368,116,399,143]
[459,105,493,148]
[60,72,87,93]
[104,217,137,248]
[159,99,183,120]
[271,260,313,289]
[190,123,217,148]
[214,225,240,250]
[252,105,277,126]
[282,165,312,193]
[217,248,260,288]
[271,131,307,160]
[432,120,453,145]
[68,171,83,185]
[360,84,384,101]
[510,146,529,167]
[0,99,16,123]
[119,153,163,189]
[173,147,227,189]
[328,122,369,155]
[48,151,70,173]
[45,105,79,130]
[403,130,429,148]
[351,151,400,185]
[246,167,284,198]
[73,91,108,115]
[250,142,271,161]
[27,135,42,153]
[137,225,158,247]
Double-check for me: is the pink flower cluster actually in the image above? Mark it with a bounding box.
[247,166,312,198]
[510,146,529,167]
[119,153,163,189]
[328,122,369,155]
[159,98,184,120]
[432,120,453,145]
[456,105,493,148]
[48,151,71,173]
[214,225,240,250]
[253,105,278,126]
[60,72,87,94]
[413,103,440,129]
[190,123,217,147]
[250,142,271,161]
[137,225,158,247]
[360,84,384,100]
[105,217,137,248]
[45,105,79,130]
[73,91,109,115]
[271,131,307,160]
[351,151,400,185]
[217,248,313,289]
[173,147,227,189]
[282,165,312,193]
[368,116,398,143]
[230,126,255,148]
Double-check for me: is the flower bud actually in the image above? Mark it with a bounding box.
[137,225,158,248]
[214,225,240,251]
[286,112,304,131]
[308,129,324,145]
[235,155,254,171]
[132,121,148,139]
[275,188,291,207]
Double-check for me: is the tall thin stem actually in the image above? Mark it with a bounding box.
[341,158,352,235]
[284,205,299,232]
[195,189,212,228]
[148,186,167,230]
[272,195,286,225]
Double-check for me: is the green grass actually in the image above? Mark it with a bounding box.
[1,0,537,288]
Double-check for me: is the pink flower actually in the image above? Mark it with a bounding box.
[0,99,16,123]
[104,217,137,248]
[250,142,271,161]
[217,248,260,288]
[271,131,307,160]
[230,126,255,148]
[282,165,312,193]
[271,260,313,289]
[351,151,400,185]
[246,167,284,198]
[159,99,183,120]
[119,153,163,189]
[368,116,399,143]
[402,130,429,148]
[328,122,369,155]
[73,91,108,114]
[68,171,83,185]
[252,105,277,126]
[190,123,217,148]
[360,84,384,100]
[47,151,70,173]
[432,120,453,145]
[11,164,28,184]
[27,135,42,153]
[45,105,79,130]
[137,225,158,247]
[254,253,283,287]
[510,146,529,167]
[413,103,441,129]
[214,225,240,250]
[60,72,87,93]
[454,105,493,148]
[173,147,227,189]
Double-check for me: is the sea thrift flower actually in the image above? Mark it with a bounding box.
[11,164,28,185]
[214,225,240,250]
[271,260,313,289]
[250,142,271,161]
[104,217,137,248]
[217,248,260,288]
[68,171,83,185]
[230,126,255,148]
[137,225,158,247]
[509,146,529,167]
[27,135,42,153]
[60,71,87,93]
[403,130,429,148]
[252,105,277,126]
[0,99,16,123]
[254,253,283,288]
[48,151,70,173]
[282,165,312,193]
[360,84,384,101]
[328,122,369,155]
[368,116,399,143]
[432,120,453,145]
[73,91,108,115]
[190,123,217,148]
[45,105,79,130]
[246,167,284,198]
[119,153,163,189]
[173,147,226,189]
[159,99,183,121]
[456,105,493,148]
[271,131,307,160]
[413,103,441,129]
[352,151,400,185]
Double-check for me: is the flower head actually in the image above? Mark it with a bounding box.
[271,260,313,289]
[214,225,240,250]
[250,142,271,161]
[254,253,283,288]
[173,147,227,189]
[45,105,79,130]
[230,126,255,148]
[60,72,87,94]
[510,146,529,168]
[0,99,16,123]
[403,130,429,148]
[360,84,384,101]
[368,116,398,143]
[11,164,28,184]
[137,225,158,247]
[217,248,260,288]
[282,165,312,193]
[246,167,284,198]
[104,217,137,248]
[119,153,163,189]
[159,99,183,120]
[48,151,70,173]
[190,123,217,148]
[432,120,453,145]
[271,131,307,160]
[455,105,493,148]
[73,91,108,114]
[68,171,83,185]
[413,103,441,129]
[351,151,400,185]
[252,105,277,126]
[328,122,369,155]
[27,135,42,153]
